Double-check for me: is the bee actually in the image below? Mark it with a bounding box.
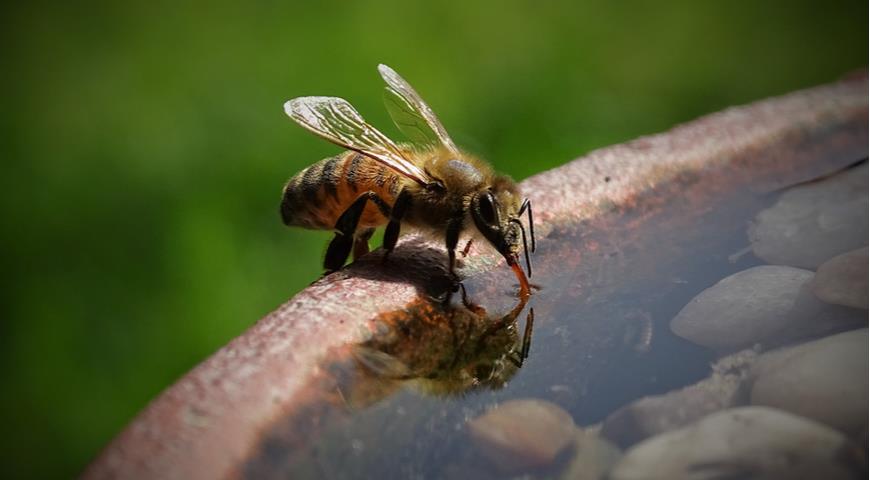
[280,64,535,297]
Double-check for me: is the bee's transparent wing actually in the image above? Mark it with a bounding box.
[383,88,441,148]
[285,96,429,185]
[378,64,459,153]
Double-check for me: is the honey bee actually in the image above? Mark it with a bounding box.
[280,65,535,297]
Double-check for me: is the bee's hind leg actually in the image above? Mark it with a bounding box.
[382,189,411,263]
[352,228,375,260]
[324,192,391,272]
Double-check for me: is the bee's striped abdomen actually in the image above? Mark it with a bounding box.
[281,151,401,230]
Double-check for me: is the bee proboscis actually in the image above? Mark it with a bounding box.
[281,64,535,297]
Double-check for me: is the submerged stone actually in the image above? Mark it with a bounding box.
[609,407,860,480]
[749,163,868,269]
[670,265,860,352]
[811,247,869,310]
[559,428,622,480]
[750,328,868,436]
[600,349,755,448]
[467,399,576,473]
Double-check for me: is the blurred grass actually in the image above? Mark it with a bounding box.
[0,0,865,477]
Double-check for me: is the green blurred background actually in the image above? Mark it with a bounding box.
[0,0,865,477]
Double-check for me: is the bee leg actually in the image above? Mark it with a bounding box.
[460,239,474,257]
[445,217,463,283]
[352,228,375,260]
[519,307,535,363]
[382,189,411,262]
[325,192,391,272]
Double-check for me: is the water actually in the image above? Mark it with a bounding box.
[243,161,866,479]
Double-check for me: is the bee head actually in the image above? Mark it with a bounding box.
[471,176,536,280]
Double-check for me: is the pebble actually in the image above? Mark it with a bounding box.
[467,399,576,473]
[600,349,756,448]
[749,163,868,269]
[670,265,862,352]
[609,407,861,480]
[750,328,868,435]
[811,247,869,310]
[559,428,622,480]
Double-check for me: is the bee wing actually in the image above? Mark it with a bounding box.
[285,96,429,185]
[378,64,459,153]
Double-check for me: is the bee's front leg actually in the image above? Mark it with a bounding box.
[460,239,474,257]
[445,217,463,284]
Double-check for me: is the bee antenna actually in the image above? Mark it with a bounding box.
[511,218,532,278]
[519,199,536,252]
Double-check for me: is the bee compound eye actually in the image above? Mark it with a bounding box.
[479,192,497,224]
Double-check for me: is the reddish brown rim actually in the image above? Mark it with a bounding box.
[84,72,867,480]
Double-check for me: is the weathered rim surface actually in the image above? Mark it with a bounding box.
[84,72,868,480]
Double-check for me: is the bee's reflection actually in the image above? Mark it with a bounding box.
[345,292,534,406]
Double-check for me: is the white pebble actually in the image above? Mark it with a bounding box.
[750,329,868,435]
[610,407,860,480]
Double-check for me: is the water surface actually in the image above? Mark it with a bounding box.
[245,161,866,479]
